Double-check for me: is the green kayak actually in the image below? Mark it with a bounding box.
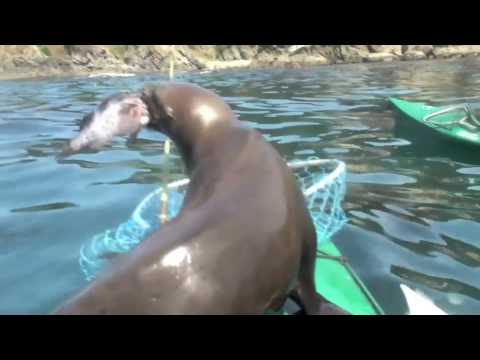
[269,240,384,315]
[389,97,480,146]
[314,241,383,315]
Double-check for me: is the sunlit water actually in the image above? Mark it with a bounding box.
[2,58,480,314]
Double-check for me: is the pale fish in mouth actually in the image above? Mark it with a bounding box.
[62,93,149,155]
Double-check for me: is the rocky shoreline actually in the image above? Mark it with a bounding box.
[1,45,480,81]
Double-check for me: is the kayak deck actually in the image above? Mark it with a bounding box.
[272,240,383,315]
[389,97,480,145]
[314,241,382,315]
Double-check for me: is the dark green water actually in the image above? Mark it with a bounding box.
[1,58,480,314]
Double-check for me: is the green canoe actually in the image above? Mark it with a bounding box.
[389,97,480,146]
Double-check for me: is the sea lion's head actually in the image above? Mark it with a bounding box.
[140,82,238,139]
[138,82,243,173]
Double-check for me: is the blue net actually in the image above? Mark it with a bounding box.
[79,157,348,281]
[291,157,348,244]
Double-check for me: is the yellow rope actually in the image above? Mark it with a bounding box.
[160,45,175,224]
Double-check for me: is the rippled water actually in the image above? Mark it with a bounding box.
[2,58,480,314]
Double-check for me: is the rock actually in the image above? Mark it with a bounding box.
[187,56,207,70]
[218,46,241,61]
[289,53,330,65]
[255,50,289,67]
[403,50,427,61]
[71,55,90,66]
[254,49,279,63]
[433,45,480,58]
[367,45,384,53]
[186,45,217,59]
[285,45,331,64]
[0,45,46,70]
[339,45,369,63]
[272,53,291,64]
[388,45,402,55]
[288,45,311,55]
[124,45,219,72]
[0,45,45,60]
[405,45,434,55]
[263,45,328,65]
[217,45,258,61]
[381,45,403,56]
[128,45,154,59]
[308,46,336,63]
[205,59,252,70]
[365,45,402,56]
[168,46,212,70]
[124,46,169,70]
[65,45,110,58]
[66,45,123,69]
[43,45,67,58]
[256,53,291,67]
[175,48,205,70]
[257,52,330,68]
[55,58,72,68]
[12,57,35,67]
[5,45,480,82]
[379,45,408,54]
[364,52,397,62]
[237,45,258,59]
[122,46,150,69]
[123,56,134,66]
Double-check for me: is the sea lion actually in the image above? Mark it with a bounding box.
[55,82,348,315]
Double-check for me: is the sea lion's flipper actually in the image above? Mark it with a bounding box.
[318,301,350,315]
[293,224,351,315]
[288,288,349,315]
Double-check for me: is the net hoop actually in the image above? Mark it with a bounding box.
[79,157,348,281]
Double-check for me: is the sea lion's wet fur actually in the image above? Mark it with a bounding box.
[55,82,348,315]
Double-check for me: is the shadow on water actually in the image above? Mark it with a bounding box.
[391,234,480,268]
[391,265,480,301]
[11,202,78,213]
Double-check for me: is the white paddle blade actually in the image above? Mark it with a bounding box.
[400,284,447,315]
